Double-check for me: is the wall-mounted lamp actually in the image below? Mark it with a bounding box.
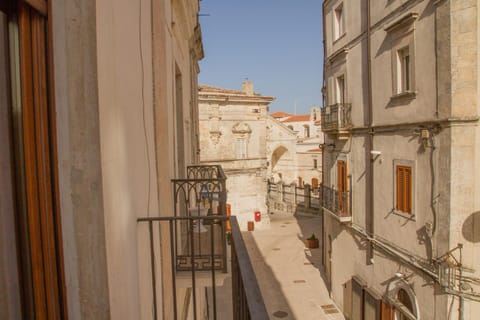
[370,150,382,162]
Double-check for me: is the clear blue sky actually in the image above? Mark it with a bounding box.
[198,0,324,115]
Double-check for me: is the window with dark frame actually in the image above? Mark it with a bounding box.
[396,165,412,213]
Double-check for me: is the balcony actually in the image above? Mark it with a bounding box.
[321,185,352,223]
[321,103,352,138]
[172,165,228,272]
[137,165,268,319]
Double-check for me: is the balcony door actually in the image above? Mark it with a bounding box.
[0,1,67,318]
[337,160,347,214]
[336,75,345,105]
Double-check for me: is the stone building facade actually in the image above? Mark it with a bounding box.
[321,0,480,319]
[0,0,204,318]
[198,81,276,230]
[272,108,324,187]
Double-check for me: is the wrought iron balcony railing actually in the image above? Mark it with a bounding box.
[171,165,227,272]
[321,103,352,132]
[137,215,268,320]
[137,165,267,319]
[321,185,351,222]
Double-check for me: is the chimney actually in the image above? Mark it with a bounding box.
[242,80,254,95]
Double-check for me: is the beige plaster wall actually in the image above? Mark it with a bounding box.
[322,0,480,318]
[152,1,203,317]
[296,152,322,185]
[52,0,111,318]
[370,0,436,126]
[95,0,159,318]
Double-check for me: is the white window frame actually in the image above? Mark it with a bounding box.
[333,2,345,41]
[397,46,411,94]
[386,13,417,99]
[336,75,346,104]
[235,138,247,159]
[303,125,310,137]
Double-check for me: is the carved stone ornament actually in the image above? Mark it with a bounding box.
[209,131,222,145]
[232,122,252,134]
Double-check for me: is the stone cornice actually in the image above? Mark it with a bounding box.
[327,48,348,65]
[384,12,418,33]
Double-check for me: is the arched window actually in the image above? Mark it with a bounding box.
[396,288,415,320]
[311,178,319,189]
[385,279,418,320]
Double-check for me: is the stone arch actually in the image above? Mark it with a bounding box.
[271,146,288,171]
[386,278,420,319]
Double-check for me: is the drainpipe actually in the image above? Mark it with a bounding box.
[321,0,328,270]
[366,0,375,264]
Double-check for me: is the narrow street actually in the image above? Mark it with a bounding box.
[242,214,345,320]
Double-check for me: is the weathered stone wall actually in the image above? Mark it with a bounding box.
[199,82,274,230]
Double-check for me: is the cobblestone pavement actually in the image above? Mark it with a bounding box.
[242,214,345,320]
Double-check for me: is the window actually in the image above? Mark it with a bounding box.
[334,3,344,40]
[337,160,348,214]
[384,279,419,320]
[396,289,415,320]
[0,2,67,317]
[336,75,346,104]
[235,138,247,159]
[303,125,310,137]
[396,165,412,213]
[386,13,417,97]
[381,301,394,320]
[351,278,364,320]
[313,159,318,169]
[397,47,411,93]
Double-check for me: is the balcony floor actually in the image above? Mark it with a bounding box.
[241,215,345,320]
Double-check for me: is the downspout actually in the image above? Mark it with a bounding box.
[366,0,375,264]
[321,0,328,270]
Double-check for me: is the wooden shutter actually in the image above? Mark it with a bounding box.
[396,166,412,213]
[381,300,394,320]
[337,160,347,214]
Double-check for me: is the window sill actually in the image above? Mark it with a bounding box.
[390,91,417,101]
[333,32,346,45]
[392,209,415,221]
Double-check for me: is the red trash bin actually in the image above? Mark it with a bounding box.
[254,211,261,222]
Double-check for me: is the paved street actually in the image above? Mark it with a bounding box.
[242,214,345,320]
